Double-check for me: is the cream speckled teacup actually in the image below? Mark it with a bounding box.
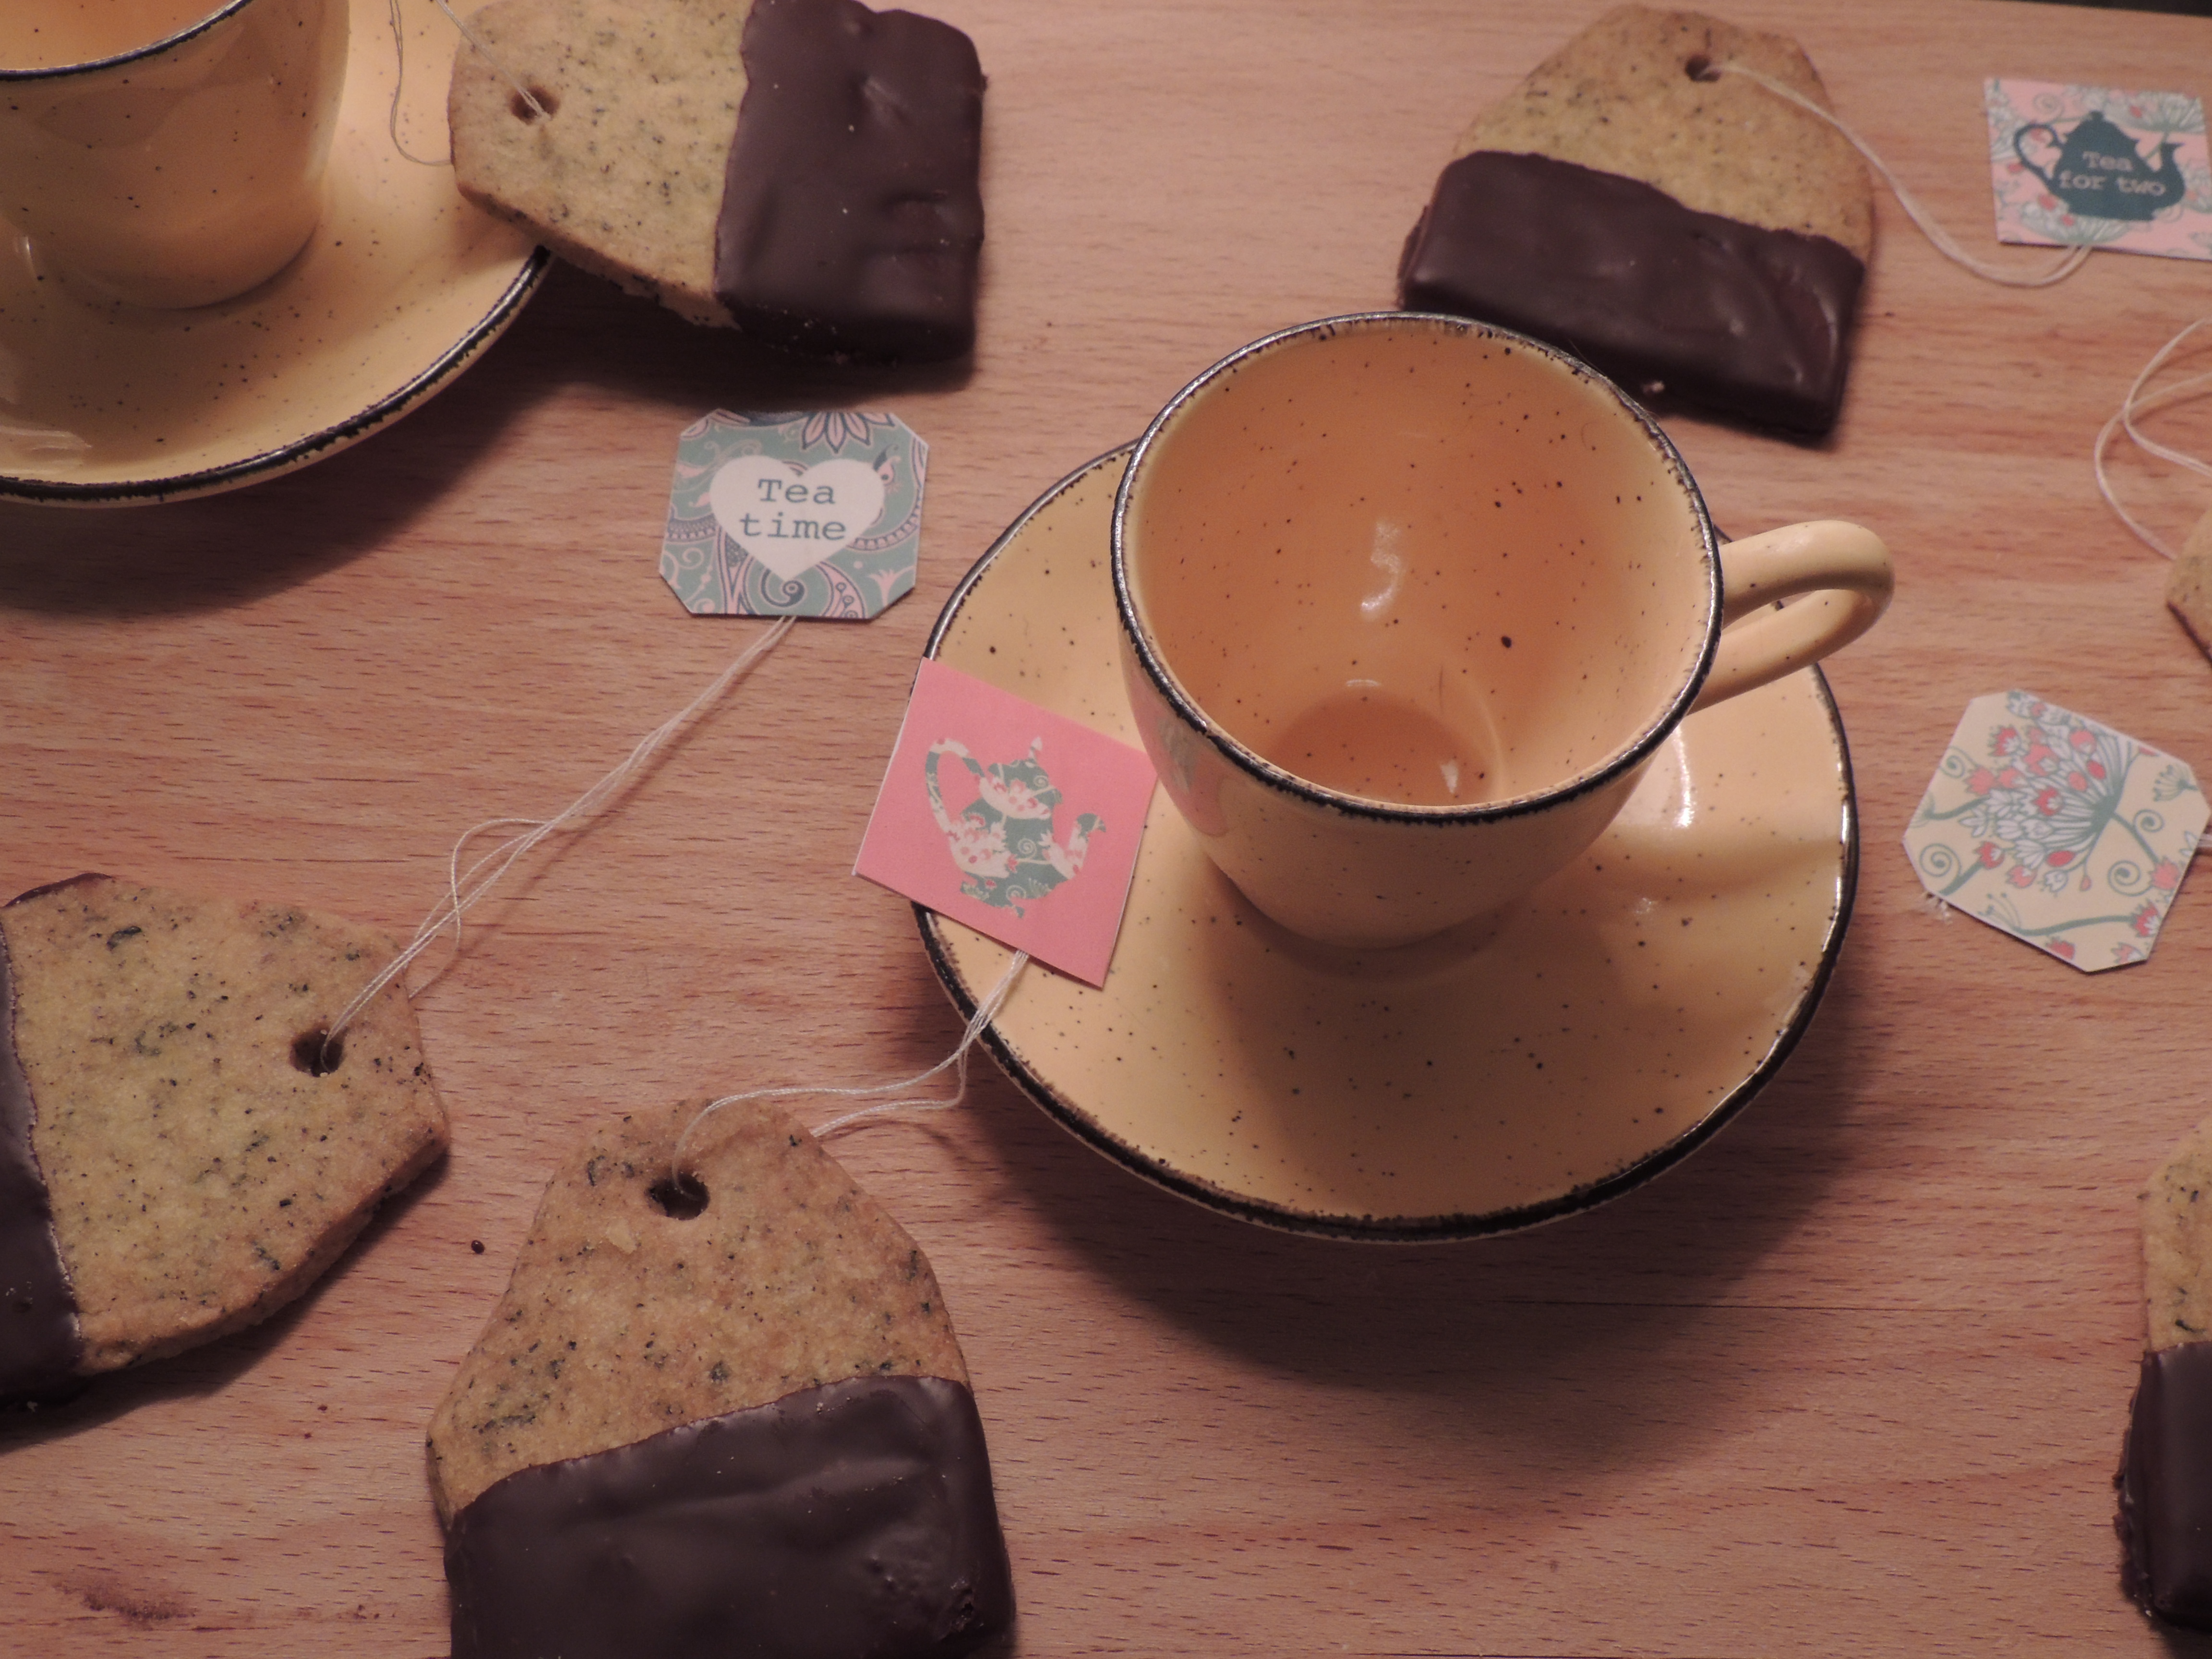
[1113,313,1893,950]
[0,0,349,308]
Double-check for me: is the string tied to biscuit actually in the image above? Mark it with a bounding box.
[1702,59,2093,289]
[2094,316,2212,559]
[385,0,549,168]
[322,618,795,1060]
[668,950,1032,1183]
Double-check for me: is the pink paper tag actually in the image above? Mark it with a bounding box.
[1985,79,2211,262]
[854,661,1158,986]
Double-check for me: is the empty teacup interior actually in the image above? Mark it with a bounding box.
[0,0,222,68]
[1121,318,1713,809]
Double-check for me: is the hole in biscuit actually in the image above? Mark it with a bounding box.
[1684,53,1718,82]
[647,1173,708,1220]
[290,1027,344,1077]
[511,84,559,121]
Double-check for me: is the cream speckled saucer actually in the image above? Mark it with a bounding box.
[0,0,546,505]
[920,448,1859,1240]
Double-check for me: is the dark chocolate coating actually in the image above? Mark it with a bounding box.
[2119,1342,2212,1628]
[1397,150,1866,435]
[0,902,83,1400]
[714,0,985,362]
[445,1373,1015,1659]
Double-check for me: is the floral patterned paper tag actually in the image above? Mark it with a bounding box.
[854,661,1158,987]
[1985,80,2211,262]
[1904,691,2205,970]
[661,411,926,619]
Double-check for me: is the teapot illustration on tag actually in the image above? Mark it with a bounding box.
[926,737,1103,915]
[2015,110,2185,222]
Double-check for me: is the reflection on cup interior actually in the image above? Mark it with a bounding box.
[1119,321,1711,811]
[0,1,225,69]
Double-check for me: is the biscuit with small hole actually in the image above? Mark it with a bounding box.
[0,874,447,1398]
[1398,6,1873,433]
[427,1097,1012,1659]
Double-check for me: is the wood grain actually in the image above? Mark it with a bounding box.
[4,0,2212,1653]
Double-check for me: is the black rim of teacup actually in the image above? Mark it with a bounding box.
[1109,310,1726,827]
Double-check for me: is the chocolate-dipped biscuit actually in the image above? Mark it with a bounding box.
[448,0,985,362]
[0,897,79,1399]
[715,0,985,361]
[427,1098,1014,1659]
[1397,6,1872,434]
[2118,1113,2212,1628]
[0,875,447,1400]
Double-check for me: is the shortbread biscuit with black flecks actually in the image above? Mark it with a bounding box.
[0,875,447,1400]
[428,1097,1012,1659]
[1398,6,1873,433]
[448,0,748,327]
[2164,507,2212,661]
[2116,1116,2212,1627]
[448,0,986,361]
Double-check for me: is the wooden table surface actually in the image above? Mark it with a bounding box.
[6,0,2212,1652]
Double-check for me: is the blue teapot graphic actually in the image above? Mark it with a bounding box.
[2014,110,2185,223]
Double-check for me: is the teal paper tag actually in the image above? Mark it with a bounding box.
[661,411,926,619]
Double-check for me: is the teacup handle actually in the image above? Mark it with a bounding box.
[1690,520,1894,713]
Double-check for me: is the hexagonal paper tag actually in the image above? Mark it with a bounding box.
[661,411,925,619]
[1904,690,2206,970]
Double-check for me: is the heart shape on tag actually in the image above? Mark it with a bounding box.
[709,457,886,581]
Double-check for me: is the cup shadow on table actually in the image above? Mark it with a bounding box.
[0,263,971,622]
[957,936,1872,1489]
[0,1154,450,1454]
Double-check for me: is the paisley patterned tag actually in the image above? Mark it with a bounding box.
[1904,691,2206,971]
[1985,80,2211,262]
[854,661,1158,987]
[661,411,926,619]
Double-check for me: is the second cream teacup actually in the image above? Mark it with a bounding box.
[1112,312,1893,950]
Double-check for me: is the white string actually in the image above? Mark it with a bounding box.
[322,618,796,1055]
[2093,318,2212,559]
[669,950,1032,1178]
[386,0,550,169]
[1710,61,2094,289]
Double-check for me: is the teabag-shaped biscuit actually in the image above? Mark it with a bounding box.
[1397,5,1873,434]
[2118,1115,2212,1628]
[428,1098,1013,1659]
[2164,507,2212,661]
[447,0,985,361]
[0,875,448,1400]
